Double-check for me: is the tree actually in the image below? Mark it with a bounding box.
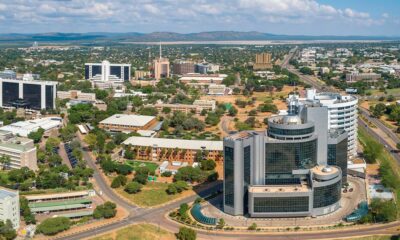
[299,67,313,75]
[179,203,189,219]
[111,175,127,188]
[363,138,383,163]
[138,107,158,116]
[176,227,197,240]
[36,217,71,235]
[93,202,117,219]
[162,107,171,114]
[124,181,142,194]
[20,196,36,224]
[0,155,11,170]
[27,128,45,143]
[174,166,206,183]
[134,173,148,185]
[217,218,225,229]
[248,222,257,230]
[115,164,133,175]
[370,103,386,118]
[0,220,17,240]
[200,159,216,171]
[228,106,238,116]
[166,184,178,195]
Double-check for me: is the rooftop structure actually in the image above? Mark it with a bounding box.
[123,137,223,151]
[0,117,63,137]
[99,114,157,133]
[0,188,20,229]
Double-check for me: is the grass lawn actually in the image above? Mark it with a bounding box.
[115,181,192,207]
[125,160,159,173]
[90,223,175,240]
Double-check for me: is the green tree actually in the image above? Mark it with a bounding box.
[0,220,17,240]
[36,217,71,236]
[124,181,142,194]
[27,127,45,143]
[200,159,216,171]
[93,202,117,219]
[111,175,127,188]
[176,227,197,240]
[217,218,225,229]
[0,155,11,170]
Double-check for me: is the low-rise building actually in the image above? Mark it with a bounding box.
[57,90,97,102]
[346,72,381,83]
[179,73,227,87]
[0,188,20,229]
[123,136,223,162]
[153,100,216,114]
[208,84,229,95]
[99,114,157,133]
[0,117,63,137]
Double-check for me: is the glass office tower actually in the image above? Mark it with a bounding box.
[223,101,347,217]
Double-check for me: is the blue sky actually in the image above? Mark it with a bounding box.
[0,0,398,35]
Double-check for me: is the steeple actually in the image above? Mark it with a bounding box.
[159,41,162,59]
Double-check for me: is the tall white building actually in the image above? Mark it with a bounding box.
[85,60,131,83]
[0,188,20,229]
[290,89,358,157]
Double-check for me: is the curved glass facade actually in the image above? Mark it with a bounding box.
[224,147,234,207]
[269,126,314,137]
[313,180,341,208]
[254,197,309,213]
[265,139,317,174]
[328,138,348,182]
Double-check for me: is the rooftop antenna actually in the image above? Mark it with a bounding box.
[159,41,162,59]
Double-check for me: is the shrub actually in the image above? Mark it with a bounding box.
[124,181,142,194]
[36,217,71,235]
[115,164,133,175]
[134,173,148,185]
[176,226,197,240]
[111,175,127,188]
[200,159,216,171]
[248,222,257,230]
[93,201,117,219]
[161,171,172,177]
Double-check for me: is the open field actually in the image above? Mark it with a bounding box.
[125,160,159,172]
[334,235,399,240]
[89,223,175,240]
[113,181,193,207]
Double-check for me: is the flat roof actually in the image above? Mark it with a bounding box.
[123,136,223,151]
[100,114,155,127]
[25,190,90,201]
[29,198,92,208]
[30,204,89,213]
[249,183,310,193]
[0,117,62,137]
[0,188,18,199]
[56,210,93,218]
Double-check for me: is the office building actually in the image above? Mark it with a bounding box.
[345,72,381,83]
[0,78,57,110]
[57,90,97,102]
[123,136,223,162]
[208,84,228,95]
[223,100,346,217]
[153,100,216,114]
[0,188,20,229]
[153,44,170,80]
[195,63,220,74]
[134,70,151,80]
[292,89,358,157]
[179,74,227,87]
[99,114,157,133]
[253,53,273,70]
[85,60,131,83]
[0,117,63,137]
[0,130,37,171]
[173,60,195,75]
[0,70,16,79]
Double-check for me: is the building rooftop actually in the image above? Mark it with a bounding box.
[0,188,18,199]
[0,117,62,137]
[123,136,223,151]
[100,114,155,127]
[248,182,310,193]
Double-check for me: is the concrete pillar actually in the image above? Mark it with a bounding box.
[41,83,46,109]
[18,82,23,99]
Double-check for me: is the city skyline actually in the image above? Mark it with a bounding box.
[0,0,399,36]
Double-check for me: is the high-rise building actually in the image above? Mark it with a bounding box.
[291,89,358,157]
[173,60,195,75]
[152,43,170,80]
[223,100,346,217]
[0,78,57,110]
[85,60,131,83]
[253,53,273,70]
[0,188,20,229]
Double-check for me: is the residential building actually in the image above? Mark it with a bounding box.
[0,78,57,110]
[85,60,131,83]
[345,72,381,82]
[223,101,346,217]
[253,53,272,70]
[0,188,20,229]
[153,100,216,114]
[173,60,195,75]
[290,89,358,157]
[134,70,151,80]
[179,73,227,87]
[0,117,63,137]
[99,114,157,133]
[0,70,16,79]
[123,137,223,162]
[57,90,97,102]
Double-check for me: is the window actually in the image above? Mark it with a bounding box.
[224,146,234,207]
[327,138,348,182]
[253,197,309,213]
[313,181,341,208]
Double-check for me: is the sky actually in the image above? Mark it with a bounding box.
[0,0,399,36]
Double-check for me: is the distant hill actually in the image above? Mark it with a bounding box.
[0,31,399,42]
